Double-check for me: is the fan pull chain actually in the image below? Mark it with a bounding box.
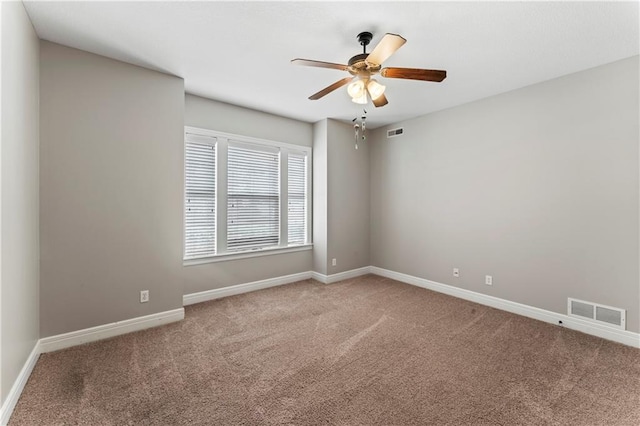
[352,109,367,150]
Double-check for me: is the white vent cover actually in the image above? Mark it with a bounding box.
[387,127,404,138]
[568,298,626,330]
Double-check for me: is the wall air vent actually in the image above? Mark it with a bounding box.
[387,127,404,138]
[568,298,626,330]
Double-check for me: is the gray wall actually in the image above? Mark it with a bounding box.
[312,120,328,275]
[326,119,370,274]
[370,56,640,332]
[312,119,370,275]
[40,42,185,337]
[185,94,312,148]
[183,94,313,295]
[0,1,40,404]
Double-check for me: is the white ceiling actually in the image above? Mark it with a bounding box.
[24,1,639,129]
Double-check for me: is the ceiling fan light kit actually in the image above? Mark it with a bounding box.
[367,79,386,100]
[347,79,366,99]
[352,91,368,105]
[347,79,386,105]
[292,31,447,108]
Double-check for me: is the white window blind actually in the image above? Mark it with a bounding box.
[184,135,216,259]
[288,152,307,245]
[227,142,280,251]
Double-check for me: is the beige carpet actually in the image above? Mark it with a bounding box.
[10,275,640,425]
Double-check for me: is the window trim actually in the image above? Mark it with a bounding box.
[183,243,313,266]
[183,126,312,265]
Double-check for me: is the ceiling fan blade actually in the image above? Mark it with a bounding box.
[308,77,354,100]
[369,90,389,108]
[291,58,348,71]
[381,67,447,82]
[365,33,406,66]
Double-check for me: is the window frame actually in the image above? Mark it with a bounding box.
[183,126,312,265]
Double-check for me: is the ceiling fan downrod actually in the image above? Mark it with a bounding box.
[357,31,373,54]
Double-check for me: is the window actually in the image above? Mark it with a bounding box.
[287,152,307,245]
[184,127,311,262]
[227,142,280,251]
[184,134,216,260]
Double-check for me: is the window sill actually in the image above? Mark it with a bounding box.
[183,244,313,266]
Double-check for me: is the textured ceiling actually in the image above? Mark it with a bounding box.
[24,1,639,129]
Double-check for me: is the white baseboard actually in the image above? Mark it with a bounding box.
[39,308,185,353]
[310,271,327,283]
[370,266,640,348]
[183,267,372,305]
[311,266,371,284]
[183,271,313,306]
[0,342,40,426]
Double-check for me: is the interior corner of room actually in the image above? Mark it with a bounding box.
[1,0,639,424]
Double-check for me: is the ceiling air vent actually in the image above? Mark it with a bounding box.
[568,298,626,330]
[387,127,404,138]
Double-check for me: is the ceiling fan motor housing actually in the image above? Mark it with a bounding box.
[348,53,369,67]
[348,53,381,76]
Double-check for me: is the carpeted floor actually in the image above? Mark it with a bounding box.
[10,275,640,425]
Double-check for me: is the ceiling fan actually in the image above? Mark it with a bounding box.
[292,31,447,108]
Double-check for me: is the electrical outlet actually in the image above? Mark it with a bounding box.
[140,290,149,303]
[485,275,493,286]
[332,258,337,266]
[453,268,460,278]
